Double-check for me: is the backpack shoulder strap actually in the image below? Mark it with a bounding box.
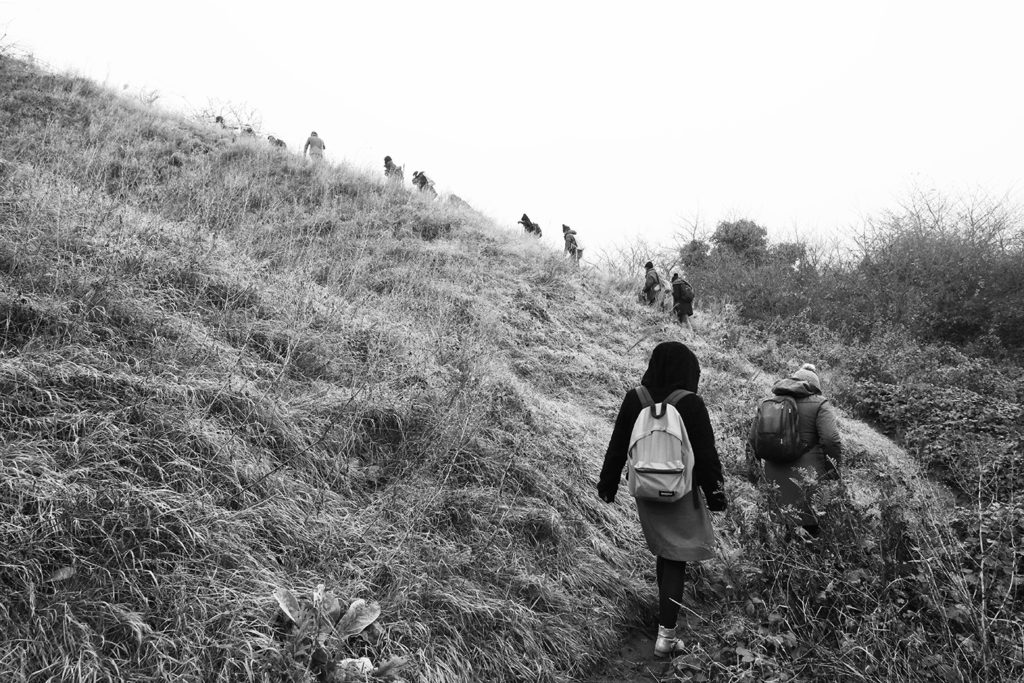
[635,386,654,408]
[665,389,692,406]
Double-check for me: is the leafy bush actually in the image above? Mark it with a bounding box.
[268,585,409,682]
[711,219,769,261]
[677,194,1024,357]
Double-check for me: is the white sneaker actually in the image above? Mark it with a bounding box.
[654,625,685,658]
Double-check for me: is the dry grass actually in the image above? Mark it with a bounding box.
[1,52,1018,682]
[0,53,652,682]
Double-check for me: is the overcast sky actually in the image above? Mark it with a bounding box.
[4,1,1024,254]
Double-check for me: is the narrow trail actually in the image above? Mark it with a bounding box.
[572,316,960,683]
[583,629,669,683]
[583,603,712,682]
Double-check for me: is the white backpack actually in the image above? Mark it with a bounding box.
[627,386,694,503]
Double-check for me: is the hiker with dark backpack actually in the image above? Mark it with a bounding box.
[598,342,727,658]
[671,273,695,330]
[748,363,842,539]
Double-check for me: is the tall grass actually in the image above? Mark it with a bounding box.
[0,53,657,682]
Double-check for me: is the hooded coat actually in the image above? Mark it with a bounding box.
[304,134,325,158]
[563,228,578,255]
[749,377,842,525]
[519,214,542,236]
[643,266,662,304]
[384,158,403,180]
[599,342,726,562]
[413,172,437,196]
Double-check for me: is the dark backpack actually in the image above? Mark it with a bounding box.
[752,395,804,463]
[674,280,695,303]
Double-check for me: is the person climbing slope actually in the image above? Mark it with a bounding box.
[303,131,326,162]
[671,272,695,331]
[384,155,404,182]
[518,213,542,237]
[562,224,582,264]
[642,261,663,305]
[598,341,727,658]
[411,170,437,198]
[748,363,842,540]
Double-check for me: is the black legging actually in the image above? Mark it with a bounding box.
[655,556,687,628]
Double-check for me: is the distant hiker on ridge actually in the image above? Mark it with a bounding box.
[642,261,663,305]
[598,341,727,658]
[671,272,695,331]
[748,363,842,541]
[303,131,326,162]
[562,224,582,264]
[411,171,437,198]
[518,213,542,237]
[384,155,404,182]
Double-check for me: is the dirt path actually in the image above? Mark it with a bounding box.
[581,626,678,683]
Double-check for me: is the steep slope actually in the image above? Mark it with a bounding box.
[0,54,969,683]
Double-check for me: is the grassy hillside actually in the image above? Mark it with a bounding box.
[1,54,1015,682]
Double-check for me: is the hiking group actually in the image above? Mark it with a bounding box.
[518,214,583,265]
[599,342,842,658]
[213,118,444,201]
[519,216,695,327]
[382,154,437,198]
[212,115,844,666]
[643,261,695,330]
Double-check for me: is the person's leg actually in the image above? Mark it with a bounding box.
[656,557,687,628]
[654,557,688,656]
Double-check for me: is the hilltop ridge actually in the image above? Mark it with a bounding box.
[0,53,978,683]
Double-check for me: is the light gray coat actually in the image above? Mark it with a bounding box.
[749,378,842,525]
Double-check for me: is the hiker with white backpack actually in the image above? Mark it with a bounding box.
[598,341,727,658]
[748,363,842,540]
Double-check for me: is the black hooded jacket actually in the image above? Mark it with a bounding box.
[598,342,726,509]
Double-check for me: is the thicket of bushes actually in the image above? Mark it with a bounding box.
[661,211,1024,681]
[677,197,1024,356]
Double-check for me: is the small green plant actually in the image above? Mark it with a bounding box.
[271,585,408,682]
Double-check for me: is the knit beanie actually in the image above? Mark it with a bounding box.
[645,261,654,269]
[791,363,821,393]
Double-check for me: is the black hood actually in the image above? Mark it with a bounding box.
[641,341,700,400]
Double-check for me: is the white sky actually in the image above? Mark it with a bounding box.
[4,1,1024,253]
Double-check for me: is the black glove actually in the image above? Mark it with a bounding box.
[705,487,727,512]
[597,483,616,504]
